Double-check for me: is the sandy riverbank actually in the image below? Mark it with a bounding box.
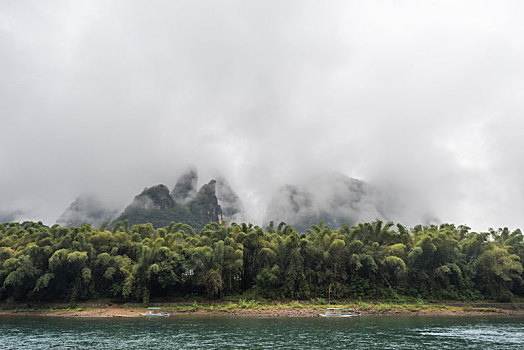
[1,301,523,318]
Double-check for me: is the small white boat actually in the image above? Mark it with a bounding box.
[318,307,360,317]
[139,307,169,317]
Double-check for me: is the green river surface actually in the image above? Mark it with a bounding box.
[0,315,522,349]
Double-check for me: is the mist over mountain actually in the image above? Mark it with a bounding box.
[0,210,24,224]
[171,167,198,204]
[54,168,437,232]
[2,2,524,231]
[56,195,118,228]
[216,176,245,223]
[264,173,437,232]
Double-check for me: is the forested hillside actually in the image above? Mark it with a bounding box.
[0,220,522,304]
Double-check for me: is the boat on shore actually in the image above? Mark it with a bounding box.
[139,307,169,317]
[318,308,360,317]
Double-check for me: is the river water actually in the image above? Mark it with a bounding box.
[1,315,522,349]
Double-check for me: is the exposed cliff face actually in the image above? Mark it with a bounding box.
[189,180,223,225]
[264,173,390,232]
[56,195,118,228]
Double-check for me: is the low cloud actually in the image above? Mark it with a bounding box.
[1,1,524,231]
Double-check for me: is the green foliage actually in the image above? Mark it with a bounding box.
[0,220,522,303]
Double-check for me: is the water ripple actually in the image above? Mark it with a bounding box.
[1,315,522,349]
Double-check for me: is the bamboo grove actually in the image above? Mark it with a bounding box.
[0,220,522,304]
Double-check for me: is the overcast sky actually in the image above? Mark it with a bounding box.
[1,0,524,231]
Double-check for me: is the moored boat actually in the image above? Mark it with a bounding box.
[139,307,169,317]
[318,307,360,317]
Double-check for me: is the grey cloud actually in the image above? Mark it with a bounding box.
[1,1,524,231]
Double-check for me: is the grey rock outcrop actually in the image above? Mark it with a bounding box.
[125,184,175,211]
[192,180,223,224]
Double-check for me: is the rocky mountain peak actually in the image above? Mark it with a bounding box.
[127,184,175,211]
[171,167,198,204]
[197,179,217,199]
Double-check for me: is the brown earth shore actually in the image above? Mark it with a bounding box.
[1,301,523,318]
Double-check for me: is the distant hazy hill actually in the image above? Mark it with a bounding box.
[264,173,396,232]
[57,195,118,228]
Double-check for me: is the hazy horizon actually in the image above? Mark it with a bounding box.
[2,1,524,232]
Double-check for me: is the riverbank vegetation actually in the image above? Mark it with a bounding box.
[0,220,522,305]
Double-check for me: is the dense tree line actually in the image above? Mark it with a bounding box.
[0,220,522,304]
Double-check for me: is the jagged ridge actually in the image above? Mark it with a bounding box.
[112,170,226,231]
[57,168,246,230]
